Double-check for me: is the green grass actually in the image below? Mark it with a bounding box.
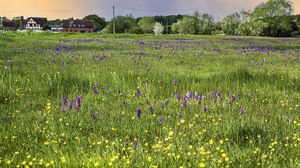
[0,32,300,168]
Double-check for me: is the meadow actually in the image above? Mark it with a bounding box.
[0,32,300,168]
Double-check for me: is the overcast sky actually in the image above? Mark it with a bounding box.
[1,0,300,20]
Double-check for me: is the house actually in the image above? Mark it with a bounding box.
[62,19,94,33]
[22,17,48,30]
[2,21,16,31]
[50,25,63,32]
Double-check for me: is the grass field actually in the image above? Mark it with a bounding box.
[0,32,300,168]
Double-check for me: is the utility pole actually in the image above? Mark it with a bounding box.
[113,6,115,34]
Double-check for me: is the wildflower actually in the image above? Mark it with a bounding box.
[176,92,181,102]
[209,139,214,145]
[217,91,221,97]
[201,94,205,101]
[75,96,82,110]
[137,89,142,95]
[168,131,174,137]
[199,162,205,167]
[130,139,138,148]
[195,92,199,100]
[137,108,141,118]
[149,106,154,113]
[62,97,68,106]
[203,106,207,112]
[231,95,236,102]
[69,101,73,110]
[183,96,188,108]
[91,114,97,120]
[240,108,245,115]
[159,116,163,124]
[93,85,98,94]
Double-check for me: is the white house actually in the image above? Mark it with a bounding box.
[22,17,47,30]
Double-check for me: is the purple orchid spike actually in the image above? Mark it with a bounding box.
[237,93,241,99]
[231,95,236,102]
[194,92,199,100]
[183,96,188,108]
[137,108,141,118]
[203,106,207,112]
[137,89,142,95]
[69,101,73,110]
[75,96,82,110]
[91,114,97,120]
[176,92,181,102]
[62,97,68,106]
[240,108,245,115]
[217,91,221,97]
[93,85,99,94]
[149,106,154,113]
[133,140,139,148]
[159,116,163,124]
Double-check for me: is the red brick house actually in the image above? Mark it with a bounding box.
[62,20,94,33]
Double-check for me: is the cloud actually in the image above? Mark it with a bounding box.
[0,0,299,19]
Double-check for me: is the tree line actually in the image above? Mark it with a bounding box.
[1,0,300,37]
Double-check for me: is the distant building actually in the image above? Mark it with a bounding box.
[50,25,63,32]
[62,20,94,33]
[22,17,48,30]
[2,21,16,31]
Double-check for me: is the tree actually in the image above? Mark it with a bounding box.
[197,13,215,34]
[221,12,241,35]
[138,16,155,33]
[171,16,198,34]
[83,14,106,32]
[251,0,293,19]
[153,22,164,35]
[103,15,136,34]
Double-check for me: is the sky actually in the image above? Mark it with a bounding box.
[0,0,300,20]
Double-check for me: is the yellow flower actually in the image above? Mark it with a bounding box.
[209,139,214,145]
[61,157,66,163]
[50,160,54,164]
[225,157,230,162]
[219,140,224,144]
[221,153,227,158]
[15,151,20,155]
[6,160,11,165]
[112,127,117,131]
[199,162,205,167]
[168,131,174,137]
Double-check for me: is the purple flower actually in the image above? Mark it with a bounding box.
[133,140,139,148]
[137,89,142,95]
[223,102,227,107]
[237,93,241,99]
[240,108,245,115]
[211,91,215,98]
[158,116,163,124]
[194,92,199,100]
[137,108,141,118]
[145,99,149,104]
[176,92,181,102]
[75,96,82,110]
[183,96,188,108]
[217,91,221,97]
[203,106,207,112]
[101,86,104,91]
[91,114,97,120]
[69,101,73,110]
[231,95,236,102]
[62,97,68,106]
[149,106,154,113]
[93,86,98,94]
